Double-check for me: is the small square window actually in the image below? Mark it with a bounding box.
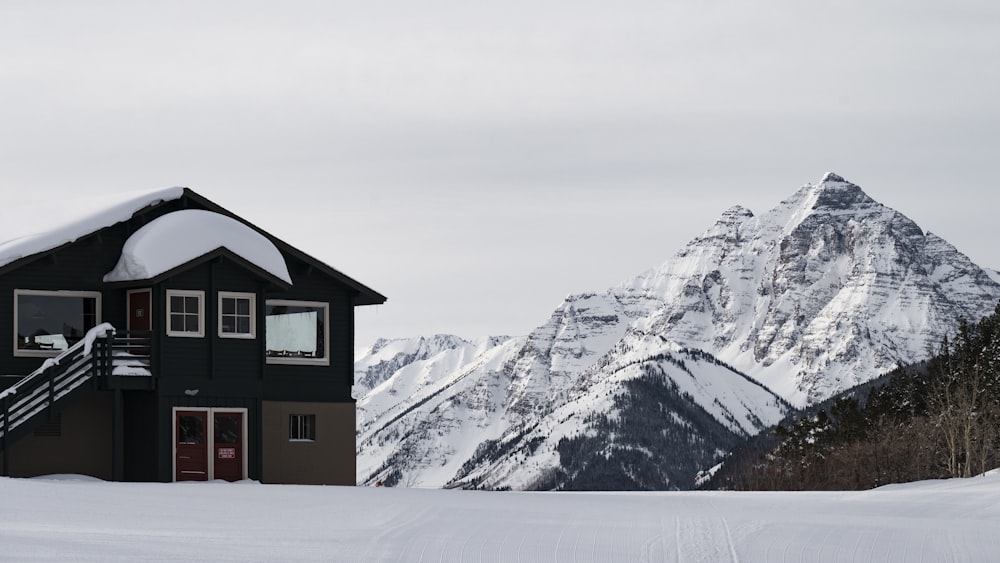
[166,290,204,338]
[219,292,256,339]
[289,414,315,441]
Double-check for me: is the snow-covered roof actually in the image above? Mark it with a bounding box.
[0,187,185,270]
[0,185,385,304]
[104,209,292,285]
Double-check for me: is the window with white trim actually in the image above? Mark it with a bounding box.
[166,290,204,337]
[14,290,101,356]
[289,414,316,441]
[219,292,255,338]
[265,300,329,365]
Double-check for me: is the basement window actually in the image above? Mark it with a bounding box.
[14,290,101,357]
[289,414,315,441]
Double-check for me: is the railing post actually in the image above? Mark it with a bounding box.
[107,328,124,481]
[2,393,9,477]
[106,329,115,378]
[92,338,101,389]
[47,364,55,419]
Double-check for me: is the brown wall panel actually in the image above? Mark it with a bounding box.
[0,390,113,480]
[262,400,355,485]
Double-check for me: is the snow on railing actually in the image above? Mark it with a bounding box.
[0,323,115,401]
[0,324,116,438]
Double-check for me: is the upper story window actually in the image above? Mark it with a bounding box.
[219,292,256,339]
[167,290,204,338]
[265,300,329,365]
[14,290,101,357]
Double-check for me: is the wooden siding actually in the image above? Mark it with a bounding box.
[123,391,159,482]
[262,261,355,402]
[0,197,194,376]
[0,231,128,376]
[153,260,263,387]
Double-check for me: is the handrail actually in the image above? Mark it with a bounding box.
[0,324,116,440]
[0,324,157,464]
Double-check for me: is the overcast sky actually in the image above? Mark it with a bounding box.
[2,1,998,347]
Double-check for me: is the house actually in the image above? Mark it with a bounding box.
[0,188,386,485]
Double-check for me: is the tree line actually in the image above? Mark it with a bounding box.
[708,303,1000,490]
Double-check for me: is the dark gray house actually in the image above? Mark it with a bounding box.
[0,188,385,485]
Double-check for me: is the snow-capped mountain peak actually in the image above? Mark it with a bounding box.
[620,173,1000,405]
[356,174,1000,489]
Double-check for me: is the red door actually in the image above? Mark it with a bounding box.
[128,290,151,331]
[128,289,152,356]
[213,412,244,482]
[175,411,209,481]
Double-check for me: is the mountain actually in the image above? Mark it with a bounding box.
[356,173,1000,489]
[616,172,1000,405]
[357,334,788,490]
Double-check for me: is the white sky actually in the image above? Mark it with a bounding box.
[2,1,998,347]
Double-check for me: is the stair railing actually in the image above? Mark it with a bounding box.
[0,323,117,441]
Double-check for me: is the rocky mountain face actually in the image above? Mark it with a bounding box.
[620,173,1000,405]
[356,173,1000,489]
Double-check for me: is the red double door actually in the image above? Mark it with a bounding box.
[175,410,245,482]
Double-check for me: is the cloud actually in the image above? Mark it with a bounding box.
[2,0,999,345]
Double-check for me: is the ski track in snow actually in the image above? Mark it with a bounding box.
[2,474,1000,561]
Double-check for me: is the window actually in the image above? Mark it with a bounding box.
[167,290,204,337]
[14,290,101,356]
[289,414,315,441]
[177,414,205,445]
[219,292,255,338]
[265,300,329,365]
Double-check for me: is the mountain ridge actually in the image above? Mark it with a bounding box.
[356,173,1000,489]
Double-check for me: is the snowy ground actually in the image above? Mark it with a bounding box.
[2,473,999,562]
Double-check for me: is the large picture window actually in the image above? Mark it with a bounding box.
[167,290,204,338]
[265,300,328,365]
[14,290,101,356]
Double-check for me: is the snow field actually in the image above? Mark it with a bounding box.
[2,473,999,561]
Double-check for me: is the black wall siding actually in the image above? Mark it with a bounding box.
[0,228,131,376]
[123,391,158,482]
[158,265,212,381]
[262,261,355,402]
[155,259,268,396]
[211,260,266,381]
[0,201,359,403]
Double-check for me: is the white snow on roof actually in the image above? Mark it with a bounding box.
[103,209,292,285]
[0,187,185,269]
